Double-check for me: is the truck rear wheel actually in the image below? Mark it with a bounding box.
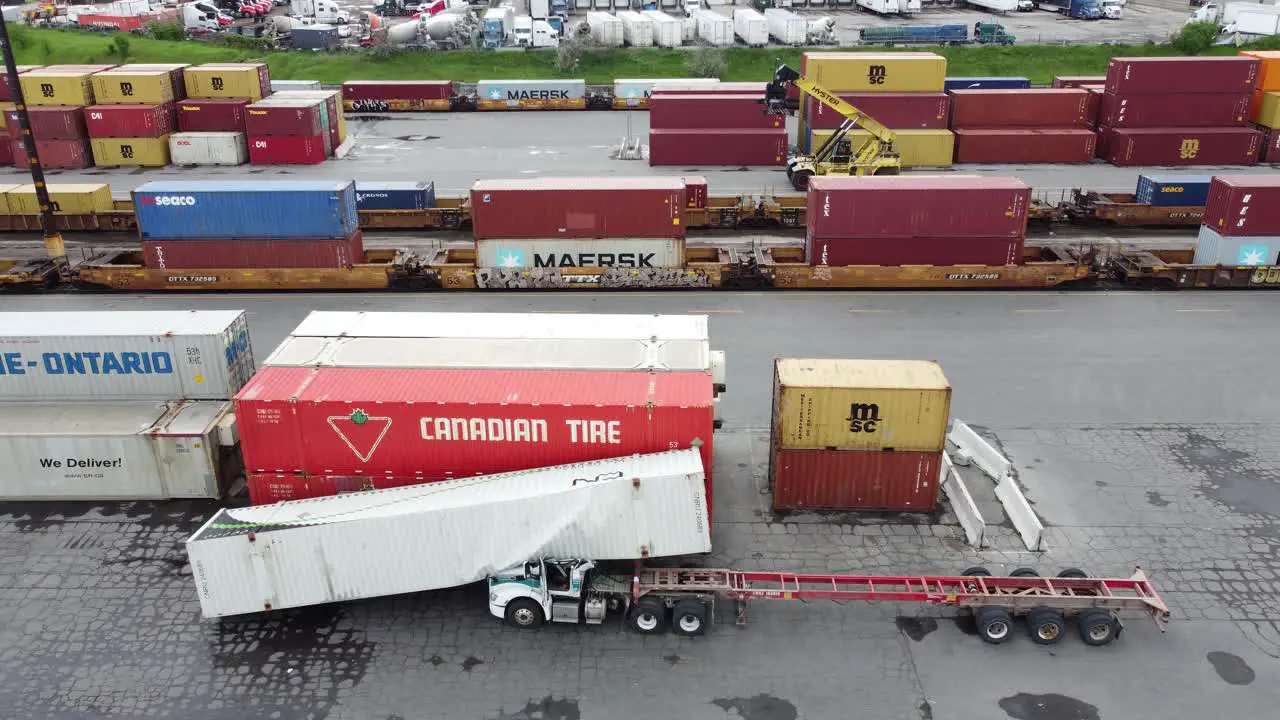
[1026,608,1066,645]
[627,596,668,635]
[1077,610,1118,646]
[504,598,544,629]
[974,607,1014,644]
[672,599,708,637]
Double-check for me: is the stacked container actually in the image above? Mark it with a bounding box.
[1099,57,1262,167]
[799,51,953,168]
[245,96,330,165]
[648,86,786,167]
[1243,51,1280,162]
[270,89,346,149]
[943,77,1030,91]
[132,180,363,270]
[770,358,951,512]
[173,63,269,165]
[0,65,41,166]
[949,88,1097,164]
[85,65,187,168]
[805,175,1030,267]
[12,67,97,169]
[469,177,686,270]
[1195,175,1280,266]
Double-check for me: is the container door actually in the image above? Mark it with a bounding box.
[152,431,220,498]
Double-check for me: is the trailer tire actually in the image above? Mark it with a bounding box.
[1026,608,1066,645]
[1010,567,1040,578]
[672,599,709,637]
[628,597,668,635]
[1077,610,1118,646]
[1057,568,1088,579]
[960,566,991,577]
[975,607,1014,644]
[504,598,544,629]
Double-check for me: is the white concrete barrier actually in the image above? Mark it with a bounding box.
[941,453,986,548]
[948,420,1012,483]
[996,475,1045,552]
[949,420,1045,552]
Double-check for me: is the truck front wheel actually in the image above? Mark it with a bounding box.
[627,597,668,635]
[504,598,544,629]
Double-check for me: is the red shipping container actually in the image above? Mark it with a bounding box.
[806,175,1031,240]
[1203,175,1280,237]
[1262,129,1280,163]
[648,128,788,167]
[806,235,1023,267]
[5,106,86,141]
[342,80,453,101]
[952,128,1097,164]
[1101,127,1262,167]
[83,103,176,138]
[948,89,1093,129]
[651,81,766,95]
[248,472,441,505]
[247,133,328,165]
[0,65,40,101]
[233,366,717,506]
[142,232,363,270]
[1098,92,1250,128]
[1105,57,1260,96]
[177,98,249,132]
[649,94,782,130]
[245,101,324,137]
[771,449,942,512]
[681,175,708,209]
[0,139,11,166]
[11,138,92,169]
[470,176,686,240]
[1052,75,1105,89]
[805,92,950,130]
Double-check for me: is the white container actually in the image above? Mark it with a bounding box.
[187,449,712,618]
[682,15,697,42]
[586,11,624,46]
[0,311,254,401]
[733,8,768,46]
[168,132,249,167]
[0,400,232,500]
[964,0,1016,9]
[616,10,655,47]
[856,0,904,13]
[289,310,709,341]
[640,10,683,47]
[1193,225,1279,266]
[476,79,586,103]
[269,79,322,92]
[693,9,733,46]
[764,8,807,45]
[475,238,684,269]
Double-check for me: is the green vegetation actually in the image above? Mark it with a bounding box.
[12,26,1280,85]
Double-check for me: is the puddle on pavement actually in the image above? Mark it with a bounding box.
[1207,651,1256,685]
[998,693,1100,720]
[711,694,798,720]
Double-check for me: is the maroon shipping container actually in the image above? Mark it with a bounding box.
[0,65,40,101]
[771,448,942,512]
[806,235,1023,267]
[806,175,1031,240]
[1263,129,1280,163]
[804,92,950,130]
[1052,75,1105,89]
[1101,127,1262,166]
[5,106,86,141]
[1098,92,1250,128]
[649,94,783,130]
[1203,175,1280,237]
[948,89,1092,129]
[1105,57,1260,96]
[681,175,708,209]
[247,133,328,165]
[245,101,323,137]
[470,176,686,240]
[649,128,788,167]
[10,138,92,169]
[142,232,364,270]
[342,80,453,101]
[177,98,249,132]
[0,139,11,166]
[952,128,1096,164]
[651,82,767,96]
[83,103,176,138]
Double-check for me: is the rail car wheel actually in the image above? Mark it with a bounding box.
[672,599,709,637]
[1026,608,1066,645]
[1010,568,1040,578]
[504,599,544,629]
[628,596,669,636]
[1077,610,1119,647]
[975,607,1014,645]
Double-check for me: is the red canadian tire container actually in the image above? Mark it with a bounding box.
[177,98,250,132]
[244,101,324,137]
[648,128,788,167]
[1203,175,1280,237]
[247,133,328,165]
[770,448,943,512]
[649,94,783,130]
[1101,127,1262,166]
[947,89,1093,129]
[952,128,1096,164]
[470,176,686,240]
[806,175,1031,240]
[342,80,453,101]
[1097,92,1250,128]
[1052,75,1105,89]
[805,92,950,130]
[650,81,767,95]
[234,366,717,507]
[1105,57,1260,95]
[5,106,86,141]
[11,138,92,169]
[83,103,176,138]
[806,235,1024,267]
[142,232,364,270]
[248,472,439,505]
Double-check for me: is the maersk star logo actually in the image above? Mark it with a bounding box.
[1237,245,1269,266]
[487,87,505,101]
[495,248,525,268]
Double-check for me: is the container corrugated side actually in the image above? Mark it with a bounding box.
[648,128,788,166]
[807,129,953,167]
[802,51,946,93]
[948,89,1093,129]
[132,180,358,240]
[355,181,436,210]
[806,235,1022,267]
[475,238,684,269]
[1101,127,1262,167]
[1098,92,1251,128]
[1135,175,1212,207]
[772,358,951,452]
[168,131,248,166]
[804,92,950,130]
[952,129,1096,164]
[1193,225,1280,266]
[190,449,711,618]
[0,400,230,500]
[806,175,1030,240]
[470,177,685,240]
[943,77,1030,91]
[1203,175,1280,237]
[1105,57,1259,95]
[142,234,362,270]
[770,448,942,512]
[288,311,709,342]
[0,310,254,401]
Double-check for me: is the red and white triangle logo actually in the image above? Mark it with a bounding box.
[327,409,393,463]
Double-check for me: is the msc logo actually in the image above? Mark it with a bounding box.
[1178,139,1200,160]
[846,403,881,434]
[118,81,134,97]
[140,195,197,206]
[867,65,887,86]
[39,83,54,98]
[120,144,135,160]
[211,77,225,92]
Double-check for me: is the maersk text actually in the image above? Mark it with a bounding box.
[533,253,656,268]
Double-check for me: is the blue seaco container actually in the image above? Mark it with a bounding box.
[944,76,1032,91]
[132,180,359,240]
[1135,175,1212,207]
[355,181,437,211]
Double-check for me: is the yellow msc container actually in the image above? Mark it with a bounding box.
[1255,92,1280,129]
[90,70,176,105]
[6,183,114,215]
[807,128,954,168]
[19,70,96,106]
[0,184,22,214]
[90,137,171,167]
[184,63,268,100]
[0,102,14,130]
[802,52,947,93]
[772,358,952,452]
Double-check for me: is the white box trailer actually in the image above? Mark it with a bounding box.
[187,449,711,618]
[733,8,768,47]
[0,400,235,500]
[693,9,733,46]
[640,10,684,47]
[586,11,625,46]
[289,310,708,342]
[0,310,254,401]
[616,10,655,47]
[764,8,807,45]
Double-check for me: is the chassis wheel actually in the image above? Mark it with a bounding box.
[504,598,544,629]
[1026,607,1066,645]
[1057,568,1088,579]
[671,599,708,637]
[627,596,668,635]
[1010,567,1040,578]
[961,566,991,576]
[1077,610,1119,646]
[974,607,1014,644]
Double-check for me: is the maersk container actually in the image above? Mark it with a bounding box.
[476,238,684,269]
[0,400,234,500]
[1135,174,1212,207]
[189,449,712,618]
[0,310,254,401]
[476,79,586,104]
[1193,225,1279,266]
[132,180,358,240]
[354,181,437,211]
